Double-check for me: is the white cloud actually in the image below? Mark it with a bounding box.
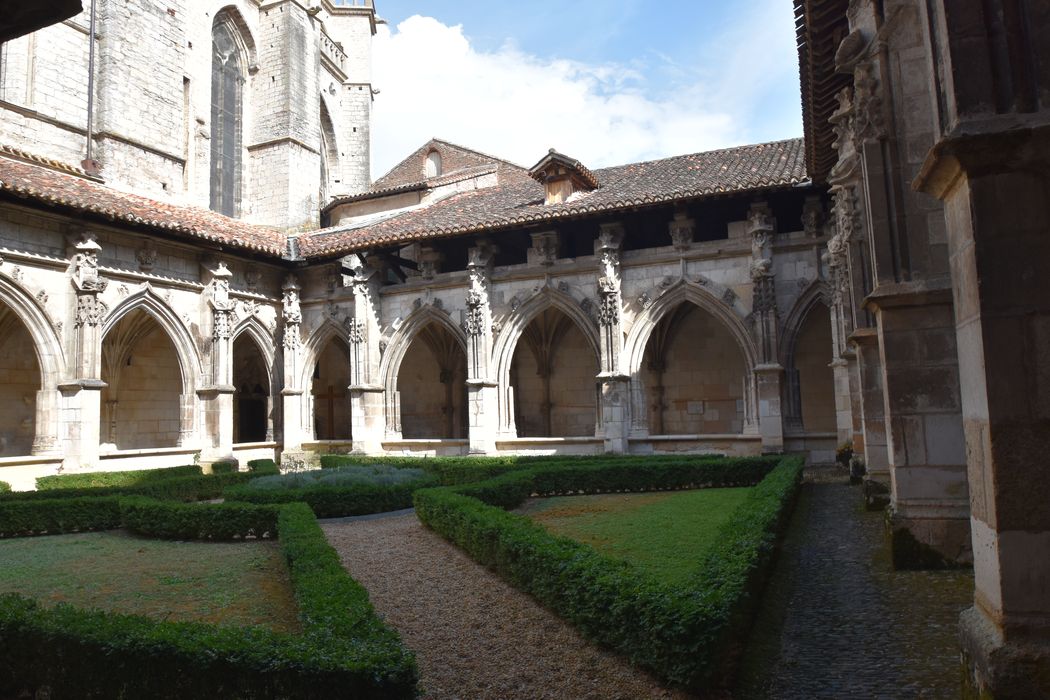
[369,4,800,179]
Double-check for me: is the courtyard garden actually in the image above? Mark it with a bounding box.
[0,453,807,698]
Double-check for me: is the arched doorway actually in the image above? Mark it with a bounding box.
[794,303,837,432]
[233,333,271,443]
[0,301,42,456]
[509,307,598,437]
[312,337,351,440]
[100,309,184,450]
[398,322,467,439]
[642,303,747,435]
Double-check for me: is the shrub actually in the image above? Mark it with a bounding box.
[120,497,281,540]
[210,460,239,474]
[36,464,201,490]
[224,466,439,518]
[0,497,122,537]
[0,482,10,494]
[0,471,260,503]
[413,455,802,692]
[247,458,280,474]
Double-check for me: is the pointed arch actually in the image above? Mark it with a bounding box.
[778,279,832,367]
[297,316,352,391]
[493,286,600,436]
[623,280,758,377]
[379,305,468,437]
[231,314,278,388]
[623,280,758,436]
[102,286,202,397]
[0,274,65,382]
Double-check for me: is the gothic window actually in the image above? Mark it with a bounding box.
[425,149,442,178]
[210,20,243,217]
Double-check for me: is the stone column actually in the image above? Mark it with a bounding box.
[849,329,889,480]
[595,223,629,454]
[347,260,385,454]
[748,204,784,453]
[464,241,498,454]
[198,261,235,462]
[61,234,106,470]
[918,127,1050,698]
[279,275,307,452]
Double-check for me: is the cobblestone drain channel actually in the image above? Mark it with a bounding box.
[734,469,974,699]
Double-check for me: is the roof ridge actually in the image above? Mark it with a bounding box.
[427,137,528,170]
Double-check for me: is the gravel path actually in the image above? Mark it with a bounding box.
[321,512,688,700]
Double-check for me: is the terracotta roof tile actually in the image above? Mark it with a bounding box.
[298,138,807,258]
[0,147,287,256]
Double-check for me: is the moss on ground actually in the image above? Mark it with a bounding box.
[0,530,301,633]
[518,487,752,584]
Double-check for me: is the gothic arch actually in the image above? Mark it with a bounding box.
[623,280,758,376]
[297,317,351,391]
[231,315,279,395]
[0,274,65,382]
[102,286,202,398]
[493,287,600,435]
[778,279,832,368]
[379,305,468,435]
[213,6,257,70]
[623,280,758,435]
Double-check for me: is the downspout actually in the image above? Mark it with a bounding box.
[82,0,99,175]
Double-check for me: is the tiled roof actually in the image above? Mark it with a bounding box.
[0,147,287,256]
[298,138,807,258]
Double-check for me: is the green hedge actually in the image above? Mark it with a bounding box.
[0,471,263,503]
[0,482,9,494]
[224,475,438,518]
[36,464,202,490]
[209,460,239,474]
[413,455,802,692]
[120,497,281,540]
[319,452,726,486]
[0,499,418,698]
[0,497,122,538]
[247,458,279,473]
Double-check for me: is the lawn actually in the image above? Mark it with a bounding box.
[518,487,752,583]
[0,530,301,633]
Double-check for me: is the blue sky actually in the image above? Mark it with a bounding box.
[369,1,802,178]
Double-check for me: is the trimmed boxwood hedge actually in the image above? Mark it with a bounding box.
[413,454,803,693]
[0,469,278,503]
[319,452,727,487]
[120,497,282,540]
[36,464,202,490]
[0,498,418,698]
[0,497,122,538]
[223,469,439,518]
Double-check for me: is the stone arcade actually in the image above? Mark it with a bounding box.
[0,0,1048,696]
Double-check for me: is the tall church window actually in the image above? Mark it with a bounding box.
[210,20,243,217]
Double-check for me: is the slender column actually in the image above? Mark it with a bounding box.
[595,223,629,453]
[849,329,889,480]
[748,203,784,452]
[347,259,385,454]
[279,275,306,451]
[198,260,235,461]
[60,234,106,470]
[464,241,498,454]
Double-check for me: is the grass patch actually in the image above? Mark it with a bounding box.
[0,530,300,633]
[519,487,752,584]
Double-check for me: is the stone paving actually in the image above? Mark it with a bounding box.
[734,468,974,699]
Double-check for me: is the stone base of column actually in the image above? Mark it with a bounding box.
[466,380,498,455]
[350,385,385,455]
[889,507,972,569]
[598,374,630,454]
[960,606,1050,700]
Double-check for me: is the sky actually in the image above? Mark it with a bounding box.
[368,1,803,179]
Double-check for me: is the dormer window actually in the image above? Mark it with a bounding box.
[425,149,442,178]
[528,149,599,205]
